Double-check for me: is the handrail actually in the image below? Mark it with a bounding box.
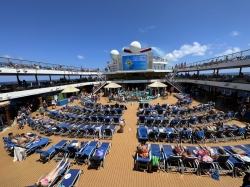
[178,48,250,68]
[0,56,102,72]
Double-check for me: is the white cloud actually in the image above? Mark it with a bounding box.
[248,43,250,46]
[77,55,84,60]
[230,31,239,36]
[1,55,11,58]
[139,26,155,33]
[215,47,241,57]
[104,50,109,53]
[164,42,210,62]
[208,51,213,55]
[152,47,165,57]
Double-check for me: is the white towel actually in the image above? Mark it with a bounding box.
[241,156,250,162]
[13,147,26,162]
[159,129,164,132]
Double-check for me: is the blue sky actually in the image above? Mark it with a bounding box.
[1,0,250,70]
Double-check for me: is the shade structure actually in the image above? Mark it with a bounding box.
[61,85,80,93]
[148,81,167,88]
[104,82,121,88]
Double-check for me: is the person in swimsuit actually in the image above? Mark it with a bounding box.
[34,158,68,187]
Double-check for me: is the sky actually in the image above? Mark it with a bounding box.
[1,0,250,72]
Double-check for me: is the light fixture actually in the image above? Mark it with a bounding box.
[16,69,20,72]
[23,69,28,73]
[224,83,229,86]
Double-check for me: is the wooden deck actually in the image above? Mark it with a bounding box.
[0,94,245,187]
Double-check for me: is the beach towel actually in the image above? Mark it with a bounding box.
[152,156,159,166]
[13,147,26,162]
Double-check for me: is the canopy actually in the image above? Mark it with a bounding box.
[148,81,167,88]
[61,85,80,93]
[104,82,121,88]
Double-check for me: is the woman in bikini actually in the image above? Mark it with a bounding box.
[34,158,68,187]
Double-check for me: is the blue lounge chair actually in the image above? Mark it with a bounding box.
[54,140,79,161]
[151,144,165,172]
[36,139,69,163]
[25,137,51,156]
[135,144,152,172]
[89,142,112,169]
[57,169,82,187]
[210,146,237,177]
[75,141,99,165]
[102,125,116,139]
[137,126,148,143]
[162,145,183,173]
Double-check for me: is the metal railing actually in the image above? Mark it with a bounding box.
[0,77,102,93]
[173,75,250,84]
[175,49,250,70]
[0,56,102,72]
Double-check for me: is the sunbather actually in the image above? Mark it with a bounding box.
[174,143,194,158]
[137,143,149,158]
[34,158,68,187]
[17,133,40,147]
[194,144,218,162]
[17,134,29,147]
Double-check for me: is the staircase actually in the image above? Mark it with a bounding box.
[165,68,185,93]
[92,71,107,94]
[165,78,185,93]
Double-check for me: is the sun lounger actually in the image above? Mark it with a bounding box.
[151,144,165,172]
[102,125,116,139]
[54,140,79,161]
[210,146,236,177]
[57,169,82,187]
[137,126,148,143]
[25,137,51,156]
[89,142,112,169]
[75,141,99,165]
[162,145,183,173]
[36,139,69,163]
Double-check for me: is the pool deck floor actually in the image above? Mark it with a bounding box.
[0,93,246,187]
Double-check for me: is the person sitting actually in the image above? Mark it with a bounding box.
[117,119,126,133]
[209,107,217,114]
[34,159,68,187]
[17,119,24,130]
[137,143,149,158]
[217,117,224,128]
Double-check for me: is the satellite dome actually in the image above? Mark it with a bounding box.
[130,41,141,53]
[110,50,119,60]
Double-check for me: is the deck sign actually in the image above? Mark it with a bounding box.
[122,54,147,70]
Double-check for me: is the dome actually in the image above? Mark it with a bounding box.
[110,50,119,60]
[130,41,141,53]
